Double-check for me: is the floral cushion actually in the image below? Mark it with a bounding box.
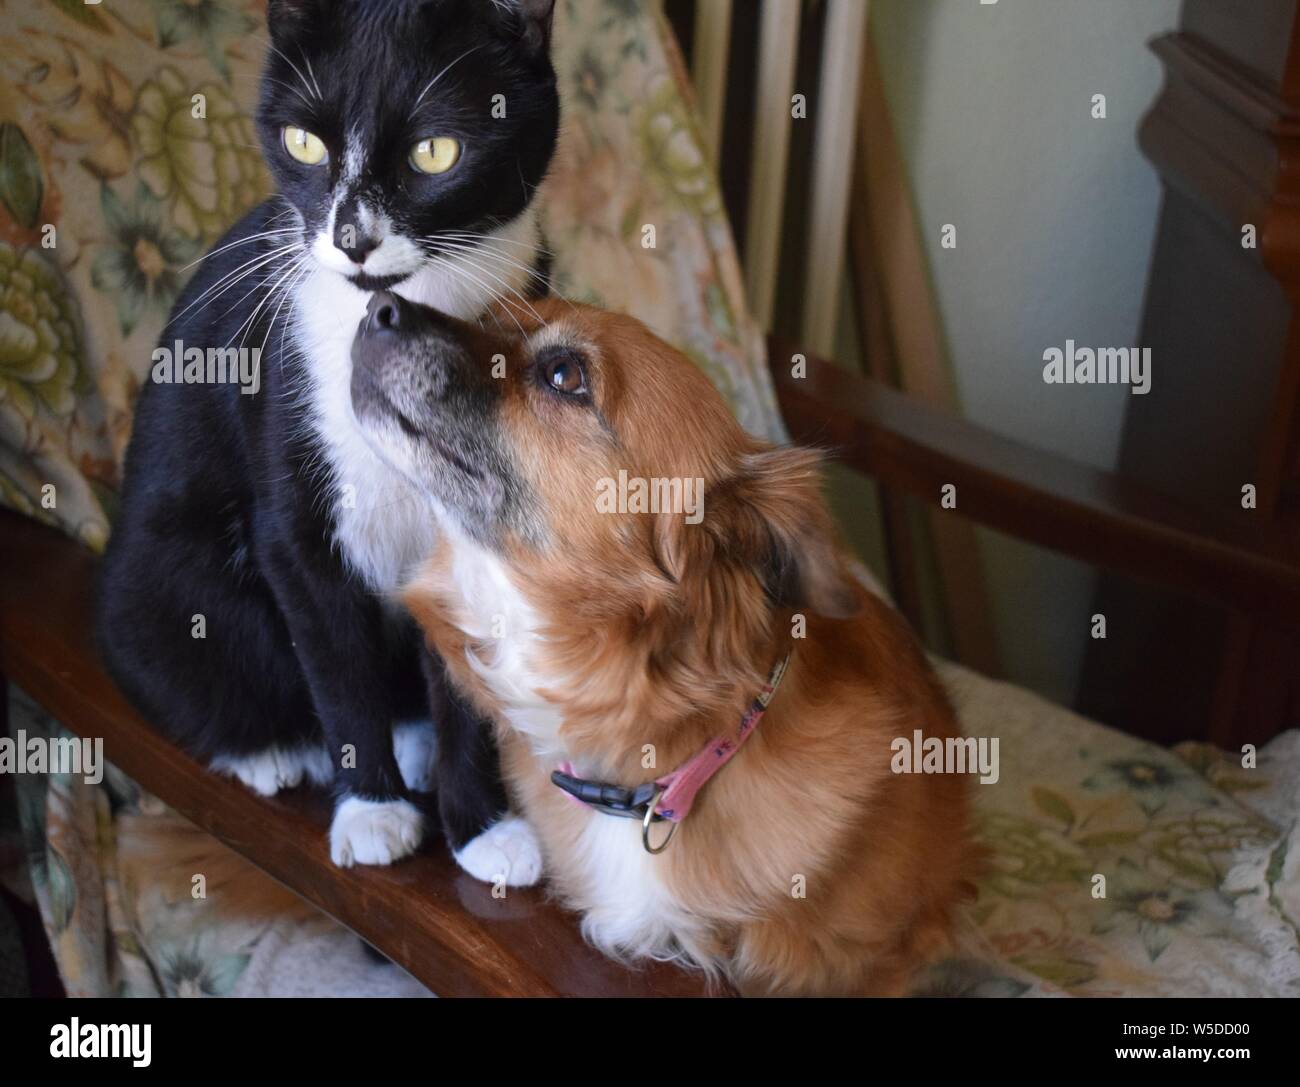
[936,662,1300,997]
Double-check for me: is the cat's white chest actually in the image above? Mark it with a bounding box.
[292,269,436,592]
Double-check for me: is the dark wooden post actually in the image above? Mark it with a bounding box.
[1080,2,1300,746]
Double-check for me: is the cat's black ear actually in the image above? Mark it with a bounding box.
[267,0,332,43]
[495,0,556,55]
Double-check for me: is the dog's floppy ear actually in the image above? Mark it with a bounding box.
[730,446,861,619]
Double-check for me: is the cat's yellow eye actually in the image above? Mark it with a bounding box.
[283,126,327,167]
[409,137,461,175]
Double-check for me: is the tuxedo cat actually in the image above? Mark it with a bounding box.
[97,0,558,881]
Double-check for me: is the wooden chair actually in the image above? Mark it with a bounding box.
[3,335,1297,996]
[4,3,1299,998]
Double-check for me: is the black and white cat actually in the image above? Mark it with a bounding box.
[97,0,559,881]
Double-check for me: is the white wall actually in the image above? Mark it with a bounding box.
[866,0,1182,705]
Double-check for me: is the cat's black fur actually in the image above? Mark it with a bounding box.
[97,0,559,866]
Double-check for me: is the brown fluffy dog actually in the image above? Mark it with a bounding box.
[348,291,975,995]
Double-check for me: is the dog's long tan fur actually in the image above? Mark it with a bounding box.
[403,299,977,995]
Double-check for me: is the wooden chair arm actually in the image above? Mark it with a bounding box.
[0,509,712,997]
[768,338,1300,625]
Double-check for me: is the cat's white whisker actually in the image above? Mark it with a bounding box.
[434,231,576,315]
[275,260,314,362]
[300,48,324,101]
[228,247,305,350]
[410,44,485,118]
[179,228,301,273]
[174,243,304,327]
[224,262,298,348]
[268,44,321,103]
[423,252,525,336]
[171,249,296,327]
[264,76,315,112]
[432,234,549,277]
[438,230,553,260]
[422,239,544,324]
[254,252,313,356]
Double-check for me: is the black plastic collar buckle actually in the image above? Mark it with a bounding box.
[550,770,664,820]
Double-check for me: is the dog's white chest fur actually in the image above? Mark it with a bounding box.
[564,813,706,964]
[442,532,567,750]
[437,534,706,963]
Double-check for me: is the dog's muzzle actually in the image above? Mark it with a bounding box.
[350,290,472,428]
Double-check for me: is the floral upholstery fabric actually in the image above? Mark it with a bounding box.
[937,663,1300,997]
[1,0,1296,998]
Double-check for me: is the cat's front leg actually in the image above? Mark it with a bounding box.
[422,650,543,887]
[258,537,425,868]
[328,794,425,868]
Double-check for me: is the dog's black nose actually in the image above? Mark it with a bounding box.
[364,290,407,334]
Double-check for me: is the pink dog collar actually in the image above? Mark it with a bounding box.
[551,653,792,853]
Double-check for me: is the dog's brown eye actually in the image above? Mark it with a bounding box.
[542,352,586,396]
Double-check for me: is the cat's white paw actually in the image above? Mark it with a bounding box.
[453,815,543,887]
[329,796,425,867]
[392,720,437,793]
[212,744,334,796]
